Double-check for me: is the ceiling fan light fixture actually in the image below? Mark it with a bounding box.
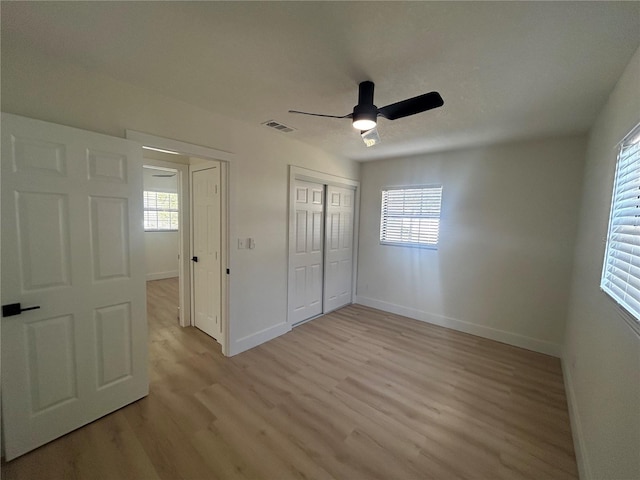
[361,127,380,147]
[352,117,377,130]
[352,103,377,130]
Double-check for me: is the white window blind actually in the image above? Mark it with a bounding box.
[601,124,640,327]
[144,191,179,231]
[380,185,443,248]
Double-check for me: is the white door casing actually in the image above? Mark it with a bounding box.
[191,164,222,341]
[288,180,325,324]
[324,185,355,312]
[1,113,148,460]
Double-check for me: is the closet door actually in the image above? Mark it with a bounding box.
[324,185,355,312]
[288,180,324,324]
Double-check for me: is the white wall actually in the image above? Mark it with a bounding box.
[143,167,179,280]
[1,43,359,355]
[563,46,640,480]
[357,136,586,356]
[144,232,179,281]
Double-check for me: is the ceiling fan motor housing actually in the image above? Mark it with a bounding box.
[352,81,378,129]
[353,103,378,122]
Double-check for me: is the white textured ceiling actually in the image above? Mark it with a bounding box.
[2,1,639,161]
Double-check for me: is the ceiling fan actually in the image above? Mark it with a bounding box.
[289,81,443,146]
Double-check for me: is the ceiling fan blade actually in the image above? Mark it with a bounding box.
[288,110,352,119]
[378,92,444,120]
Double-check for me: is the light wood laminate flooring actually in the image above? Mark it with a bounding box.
[3,277,577,479]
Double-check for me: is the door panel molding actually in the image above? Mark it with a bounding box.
[289,180,325,324]
[324,185,356,312]
[2,113,148,460]
[190,164,223,342]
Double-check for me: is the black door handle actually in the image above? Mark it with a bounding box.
[192,256,198,262]
[2,303,41,318]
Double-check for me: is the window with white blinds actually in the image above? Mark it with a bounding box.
[144,191,179,231]
[380,185,443,248]
[601,123,640,327]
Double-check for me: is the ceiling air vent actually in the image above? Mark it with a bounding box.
[262,120,295,133]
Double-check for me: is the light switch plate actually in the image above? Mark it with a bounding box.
[238,238,246,249]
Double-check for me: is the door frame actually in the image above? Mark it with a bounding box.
[142,160,189,326]
[126,130,232,355]
[287,166,360,325]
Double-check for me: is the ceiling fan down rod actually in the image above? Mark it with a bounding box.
[358,81,375,106]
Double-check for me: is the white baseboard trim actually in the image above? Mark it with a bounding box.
[228,321,291,357]
[146,271,178,281]
[354,295,561,357]
[561,353,592,480]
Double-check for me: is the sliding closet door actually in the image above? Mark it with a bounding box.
[288,180,324,324]
[324,185,355,312]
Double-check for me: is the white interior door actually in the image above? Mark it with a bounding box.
[288,180,325,324]
[191,164,222,341]
[324,185,355,312]
[1,113,148,460]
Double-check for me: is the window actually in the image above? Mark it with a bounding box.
[380,185,443,248]
[601,123,640,328]
[144,191,179,231]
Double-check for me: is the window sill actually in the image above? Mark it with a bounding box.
[600,288,640,337]
[380,241,438,250]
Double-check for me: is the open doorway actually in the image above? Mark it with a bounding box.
[129,130,232,356]
[142,150,190,331]
[142,164,181,331]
